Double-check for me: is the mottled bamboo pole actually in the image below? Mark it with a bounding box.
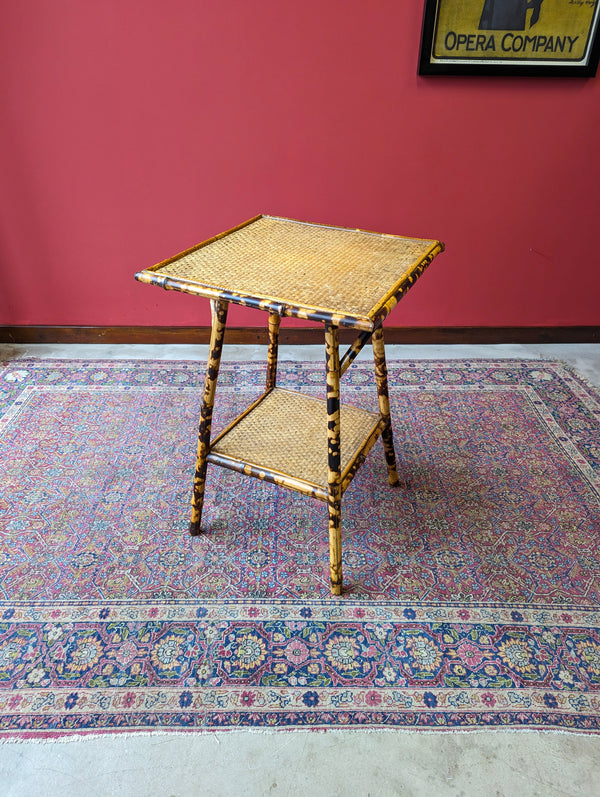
[189,299,229,535]
[339,330,372,377]
[372,326,399,487]
[325,323,343,595]
[265,312,281,390]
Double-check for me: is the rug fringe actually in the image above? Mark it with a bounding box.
[1,725,598,744]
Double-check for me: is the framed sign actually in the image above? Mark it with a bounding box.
[419,0,600,76]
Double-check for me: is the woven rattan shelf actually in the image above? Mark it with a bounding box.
[208,388,384,500]
[135,214,444,594]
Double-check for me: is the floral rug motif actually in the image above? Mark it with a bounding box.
[0,358,599,737]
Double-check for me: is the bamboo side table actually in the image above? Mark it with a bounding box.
[135,215,444,595]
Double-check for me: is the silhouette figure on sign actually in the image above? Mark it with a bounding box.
[479,0,544,31]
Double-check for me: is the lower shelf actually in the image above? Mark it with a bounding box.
[208,388,384,500]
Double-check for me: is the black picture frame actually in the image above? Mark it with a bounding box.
[419,0,600,77]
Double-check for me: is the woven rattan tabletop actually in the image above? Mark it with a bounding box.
[136,215,444,330]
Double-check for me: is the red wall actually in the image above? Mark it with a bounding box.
[2,1,599,329]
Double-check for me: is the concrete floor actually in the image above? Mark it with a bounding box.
[1,343,600,797]
[1,342,600,389]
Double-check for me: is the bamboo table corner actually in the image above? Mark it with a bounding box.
[135,214,444,595]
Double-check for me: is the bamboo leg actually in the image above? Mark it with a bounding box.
[372,326,400,486]
[266,312,281,390]
[189,299,228,535]
[325,323,343,595]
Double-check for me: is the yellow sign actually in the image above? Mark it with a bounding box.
[434,0,597,61]
[421,0,600,72]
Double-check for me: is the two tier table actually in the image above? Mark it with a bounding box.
[135,215,444,594]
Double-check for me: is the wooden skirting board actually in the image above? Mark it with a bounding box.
[1,326,599,345]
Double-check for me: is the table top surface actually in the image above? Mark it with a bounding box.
[135,215,444,331]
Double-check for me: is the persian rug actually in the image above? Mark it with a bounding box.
[0,357,599,738]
